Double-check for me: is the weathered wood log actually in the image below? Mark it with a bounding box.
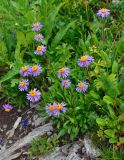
[0,123,53,160]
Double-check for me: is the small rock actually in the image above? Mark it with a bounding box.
[33,115,39,121]
[34,117,42,127]
[8,140,12,144]
[47,131,52,136]
[32,122,35,126]
[83,134,100,158]
[28,119,32,125]
[61,144,70,155]
[81,146,85,154]
[70,143,81,152]
[17,109,22,113]
[0,128,3,132]
[66,152,81,160]
[39,147,66,160]
[3,125,7,129]
[22,152,29,155]
[30,102,38,108]
[27,111,32,114]
[67,142,82,160]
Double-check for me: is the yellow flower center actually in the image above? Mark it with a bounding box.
[49,105,54,111]
[37,46,42,51]
[64,81,67,86]
[22,66,28,72]
[34,23,39,27]
[60,68,65,73]
[5,108,11,112]
[101,8,107,13]
[80,56,87,62]
[29,90,37,97]
[56,104,62,110]
[78,82,83,89]
[20,81,25,87]
[32,66,38,71]
[37,34,41,38]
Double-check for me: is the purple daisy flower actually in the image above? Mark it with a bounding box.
[34,45,47,55]
[54,102,67,116]
[30,65,42,77]
[46,102,56,116]
[58,67,70,79]
[76,81,88,93]
[34,34,44,41]
[20,66,31,77]
[78,55,94,67]
[27,88,41,103]
[2,104,13,112]
[19,79,29,91]
[97,8,110,18]
[32,22,43,31]
[62,79,71,88]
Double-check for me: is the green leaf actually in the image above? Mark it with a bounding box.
[0,63,22,83]
[119,71,124,94]
[51,20,76,48]
[10,1,20,9]
[119,137,124,144]
[109,137,118,143]
[118,113,124,122]
[116,39,124,54]
[101,74,119,98]
[107,105,116,119]
[11,78,19,87]
[17,31,26,45]
[96,118,106,127]
[26,32,33,44]
[104,129,115,137]
[67,116,75,124]
[103,95,113,104]
[112,60,118,74]
[58,128,66,137]
[89,91,100,100]
[99,51,111,67]
[45,2,65,43]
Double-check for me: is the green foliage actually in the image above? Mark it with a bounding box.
[101,146,124,160]
[29,135,59,158]
[96,113,124,145]
[0,0,124,159]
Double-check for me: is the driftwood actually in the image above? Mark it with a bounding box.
[0,123,53,160]
[6,117,22,138]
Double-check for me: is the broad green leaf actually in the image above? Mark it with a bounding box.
[96,118,106,127]
[104,129,115,137]
[103,95,113,104]
[17,31,26,45]
[112,60,118,74]
[109,137,118,143]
